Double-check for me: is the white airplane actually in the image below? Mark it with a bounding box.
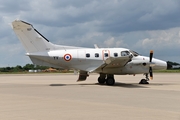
[11,20,171,85]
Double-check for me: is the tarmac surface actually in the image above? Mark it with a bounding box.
[0,73,180,120]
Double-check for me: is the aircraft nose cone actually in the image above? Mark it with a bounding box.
[167,62,172,70]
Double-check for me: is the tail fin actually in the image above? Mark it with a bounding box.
[12,20,84,53]
[12,20,57,53]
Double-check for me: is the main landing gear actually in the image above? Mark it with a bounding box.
[139,73,149,84]
[98,74,115,86]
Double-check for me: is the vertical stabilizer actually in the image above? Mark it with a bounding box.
[12,20,85,53]
[12,20,56,53]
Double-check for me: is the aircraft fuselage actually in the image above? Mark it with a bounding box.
[28,48,167,75]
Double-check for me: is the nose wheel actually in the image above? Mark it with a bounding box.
[139,73,149,84]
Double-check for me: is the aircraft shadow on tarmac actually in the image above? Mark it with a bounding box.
[49,82,149,88]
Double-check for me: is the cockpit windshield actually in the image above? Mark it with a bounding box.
[129,50,139,57]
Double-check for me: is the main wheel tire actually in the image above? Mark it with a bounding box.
[98,77,106,84]
[106,78,115,86]
[139,79,149,84]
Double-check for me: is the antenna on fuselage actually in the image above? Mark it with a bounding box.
[94,44,99,49]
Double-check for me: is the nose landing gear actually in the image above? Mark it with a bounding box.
[139,50,154,84]
[139,73,149,84]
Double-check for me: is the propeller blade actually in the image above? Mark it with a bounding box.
[149,50,153,62]
[149,50,154,80]
[149,67,153,80]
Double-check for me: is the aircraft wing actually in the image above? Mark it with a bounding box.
[77,55,132,81]
[105,56,131,67]
[90,55,132,72]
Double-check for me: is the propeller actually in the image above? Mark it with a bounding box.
[149,50,153,80]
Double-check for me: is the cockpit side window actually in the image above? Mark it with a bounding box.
[121,51,130,56]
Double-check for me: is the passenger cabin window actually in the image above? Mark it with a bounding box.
[104,53,108,57]
[114,53,118,57]
[86,53,90,58]
[95,53,99,57]
[121,51,130,56]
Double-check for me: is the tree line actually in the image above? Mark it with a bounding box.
[0,64,49,72]
[167,61,180,66]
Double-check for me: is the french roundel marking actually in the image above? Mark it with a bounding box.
[64,54,72,61]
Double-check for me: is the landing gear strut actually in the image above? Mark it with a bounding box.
[98,74,115,86]
[139,73,149,84]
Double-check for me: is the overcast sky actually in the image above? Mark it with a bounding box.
[0,0,180,67]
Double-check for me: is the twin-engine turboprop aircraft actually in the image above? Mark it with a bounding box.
[11,20,170,85]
